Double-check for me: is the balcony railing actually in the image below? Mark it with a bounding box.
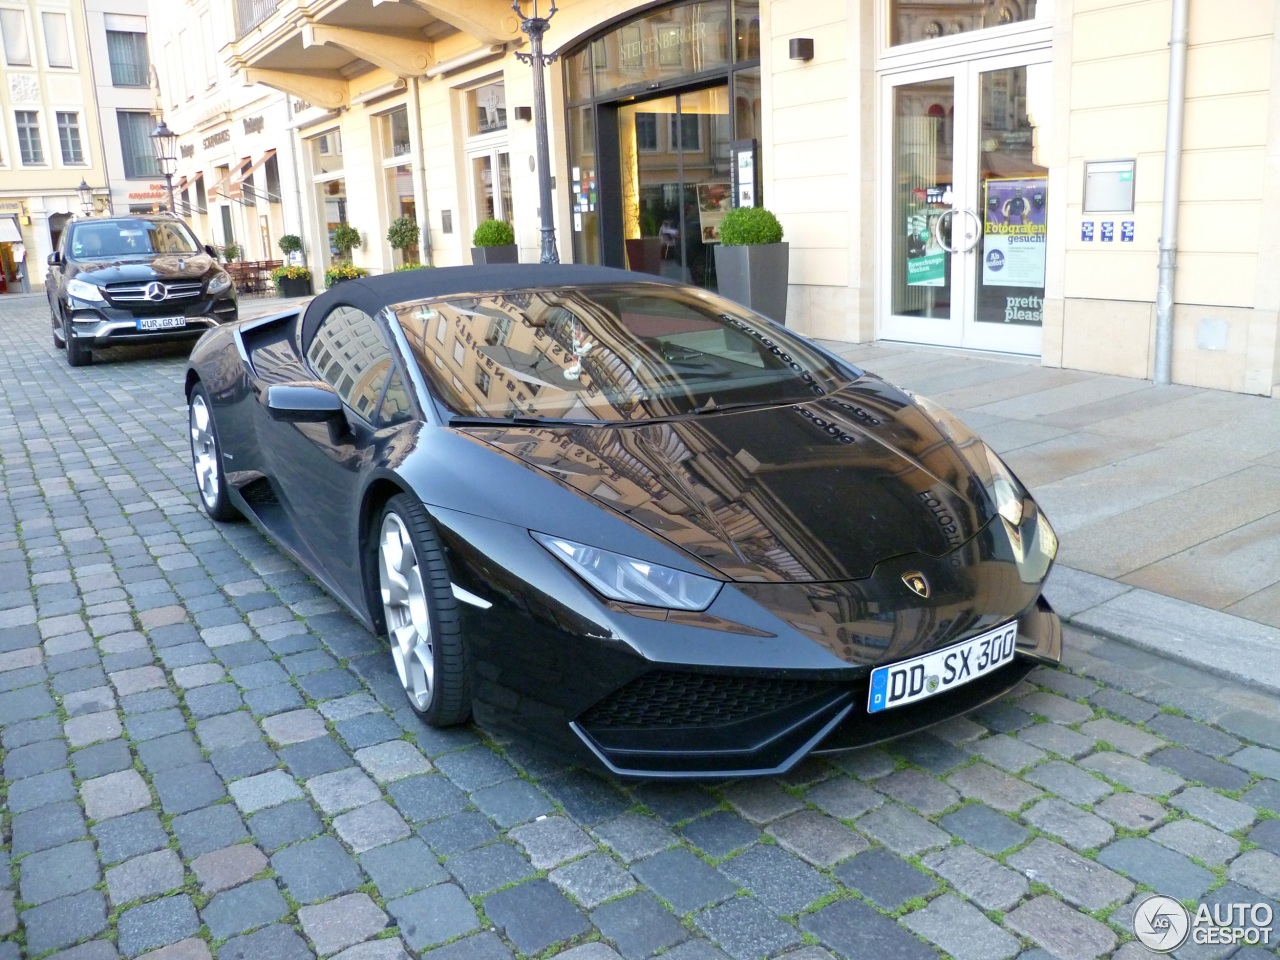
[236,0,280,39]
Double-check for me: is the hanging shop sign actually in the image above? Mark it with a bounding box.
[981,177,1047,289]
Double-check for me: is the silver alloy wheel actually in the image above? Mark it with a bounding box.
[379,512,434,710]
[190,394,221,511]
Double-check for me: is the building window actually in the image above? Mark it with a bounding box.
[106,29,149,85]
[57,112,82,164]
[117,111,160,178]
[635,112,658,151]
[467,81,506,136]
[16,112,43,165]
[0,9,30,66]
[311,130,343,175]
[200,12,216,87]
[42,11,71,68]
[380,107,410,160]
[474,369,491,395]
[669,113,700,151]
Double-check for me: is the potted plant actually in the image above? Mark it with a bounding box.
[332,223,362,262]
[271,264,313,298]
[277,234,304,261]
[324,262,369,288]
[220,242,241,263]
[471,219,517,265]
[713,207,789,324]
[387,216,421,267]
[395,263,432,271]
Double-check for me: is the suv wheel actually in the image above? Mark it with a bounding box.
[64,315,92,367]
[52,306,65,349]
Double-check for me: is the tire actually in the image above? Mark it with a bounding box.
[64,314,91,366]
[52,306,65,349]
[376,493,471,726]
[188,383,239,522]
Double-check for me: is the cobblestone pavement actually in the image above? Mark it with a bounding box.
[2,294,1280,960]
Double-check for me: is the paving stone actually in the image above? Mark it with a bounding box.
[93,811,169,865]
[272,835,364,904]
[483,879,591,956]
[1008,837,1134,909]
[1017,691,1093,724]
[630,782,719,825]
[280,735,353,779]
[828,746,896,780]
[1024,759,1114,804]
[318,692,382,721]
[1149,747,1252,791]
[901,894,1020,960]
[1228,849,1280,899]
[804,777,884,820]
[1077,718,1164,757]
[244,682,306,717]
[587,891,682,960]
[857,801,951,855]
[121,688,180,715]
[110,665,166,696]
[106,848,184,907]
[209,739,279,780]
[549,853,637,909]
[1030,666,1097,700]
[20,841,101,906]
[63,686,117,717]
[229,769,304,813]
[296,667,363,700]
[674,811,758,859]
[11,800,88,854]
[798,899,931,960]
[1006,895,1116,960]
[248,798,325,851]
[334,711,402,750]
[1145,714,1241,756]
[721,843,837,914]
[472,777,556,828]
[263,708,328,745]
[117,896,200,957]
[874,767,961,814]
[446,841,537,896]
[135,732,203,774]
[922,844,1028,911]
[941,802,1031,854]
[968,733,1048,774]
[1021,798,1115,851]
[19,890,109,955]
[1080,751,1186,796]
[79,767,150,821]
[124,707,187,741]
[218,923,313,960]
[8,766,74,812]
[1243,780,1280,816]
[335,942,412,960]
[307,766,382,815]
[539,771,633,825]
[1230,746,1280,780]
[833,847,936,911]
[419,811,499,856]
[1151,819,1239,867]
[201,878,290,940]
[387,773,468,823]
[1250,819,1280,856]
[632,848,737,914]
[1169,786,1254,832]
[191,844,268,895]
[65,710,123,747]
[1089,687,1159,723]
[334,800,411,853]
[136,940,210,960]
[761,809,866,866]
[194,710,261,753]
[387,884,480,951]
[183,682,244,719]
[348,739,432,784]
[509,816,596,870]
[948,762,1044,812]
[548,944,621,960]
[171,663,223,689]
[170,805,249,859]
[971,701,1035,733]
[299,892,389,957]
[152,762,227,814]
[591,813,678,862]
[360,838,448,898]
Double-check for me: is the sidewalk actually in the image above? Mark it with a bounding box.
[820,338,1280,694]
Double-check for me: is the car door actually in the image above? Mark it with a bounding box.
[266,303,413,606]
[47,227,70,314]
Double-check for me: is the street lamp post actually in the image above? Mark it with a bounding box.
[150,119,178,214]
[512,0,559,264]
[77,179,94,217]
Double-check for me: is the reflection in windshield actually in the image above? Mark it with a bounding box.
[392,284,856,422]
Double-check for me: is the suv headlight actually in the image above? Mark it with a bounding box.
[207,271,232,296]
[533,533,721,611]
[67,278,104,302]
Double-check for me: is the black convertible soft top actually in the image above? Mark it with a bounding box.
[301,263,680,352]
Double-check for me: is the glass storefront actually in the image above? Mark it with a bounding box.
[564,0,760,291]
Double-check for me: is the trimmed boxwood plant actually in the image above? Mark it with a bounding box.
[387,216,421,264]
[277,234,304,257]
[332,224,362,261]
[718,207,784,246]
[473,219,515,247]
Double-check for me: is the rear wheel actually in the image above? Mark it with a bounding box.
[376,494,470,726]
[188,384,239,521]
[64,314,91,366]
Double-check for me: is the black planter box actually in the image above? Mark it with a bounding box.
[471,244,518,265]
[277,276,313,298]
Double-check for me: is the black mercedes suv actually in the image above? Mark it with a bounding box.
[47,214,237,366]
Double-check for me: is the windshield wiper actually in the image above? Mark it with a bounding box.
[689,397,810,416]
[448,414,609,428]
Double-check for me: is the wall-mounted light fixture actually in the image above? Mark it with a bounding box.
[789,38,814,61]
[514,105,532,122]
[78,179,94,216]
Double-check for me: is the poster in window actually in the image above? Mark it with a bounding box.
[981,176,1047,288]
[906,185,947,287]
[731,139,758,208]
[696,182,731,243]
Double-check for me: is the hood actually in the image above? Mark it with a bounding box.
[470,377,997,583]
[71,253,218,285]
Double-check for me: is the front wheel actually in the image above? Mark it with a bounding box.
[64,315,91,366]
[376,494,470,726]
[188,384,239,522]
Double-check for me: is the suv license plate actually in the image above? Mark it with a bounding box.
[868,621,1018,714]
[137,316,187,331]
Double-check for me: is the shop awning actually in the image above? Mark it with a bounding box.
[176,170,204,193]
[233,150,277,191]
[0,217,21,243]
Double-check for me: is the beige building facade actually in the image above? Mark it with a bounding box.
[220,0,1280,397]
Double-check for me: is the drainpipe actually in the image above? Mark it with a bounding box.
[1153,0,1189,385]
[410,77,433,266]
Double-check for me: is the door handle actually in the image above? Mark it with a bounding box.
[955,208,982,253]
[935,208,982,254]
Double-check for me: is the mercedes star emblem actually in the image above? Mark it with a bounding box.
[145,281,166,302]
[902,571,930,599]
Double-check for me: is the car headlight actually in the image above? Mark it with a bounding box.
[984,446,1024,527]
[67,278,104,302]
[532,533,721,611]
[207,271,232,296]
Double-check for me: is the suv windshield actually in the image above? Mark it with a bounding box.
[393,284,860,423]
[70,219,202,259]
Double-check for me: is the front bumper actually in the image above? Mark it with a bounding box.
[66,294,237,347]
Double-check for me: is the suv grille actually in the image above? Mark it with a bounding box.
[579,672,836,729]
[106,280,204,303]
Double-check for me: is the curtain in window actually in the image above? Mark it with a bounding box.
[118,112,160,179]
[106,31,149,86]
[42,12,71,68]
[0,9,30,65]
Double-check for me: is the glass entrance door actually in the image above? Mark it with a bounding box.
[618,85,730,291]
[880,55,1050,354]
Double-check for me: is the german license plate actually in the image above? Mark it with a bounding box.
[868,621,1018,714]
[136,316,187,331]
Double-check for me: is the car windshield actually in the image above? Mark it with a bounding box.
[393,284,860,423]
[70,219,202,259]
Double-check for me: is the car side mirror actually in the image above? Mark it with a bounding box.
[48,252,62,266]
[265,382,343,422]
[204,244,217,258]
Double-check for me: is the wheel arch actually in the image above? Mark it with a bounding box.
[358,476,416,632]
